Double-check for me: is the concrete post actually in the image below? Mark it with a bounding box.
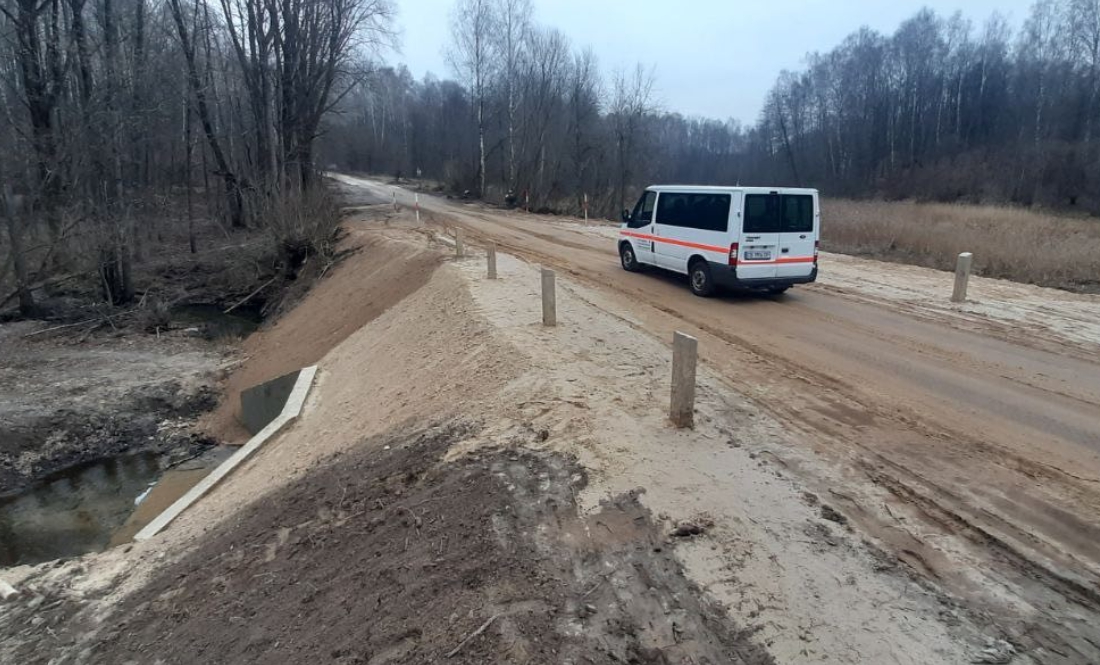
[951,252,973,303]
[670,332,698,428]
[541,268,556,327]
[415,193,421,223]
[455,228,464,258]
[487,243,497,279]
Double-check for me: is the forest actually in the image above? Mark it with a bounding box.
[323,0,1100,216]
[3,0,1100,318]
[0,0,395,317]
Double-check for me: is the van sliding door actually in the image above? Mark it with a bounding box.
[654,192,733,273]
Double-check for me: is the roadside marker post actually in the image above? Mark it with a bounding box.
[392,191,398,212]
[455,228,464,258]
[415,193,421,223]
[541,268,556,327]
[952,252,973,303]
[670,332,698,429]
[583,193,589,224]
[487,243,497,279]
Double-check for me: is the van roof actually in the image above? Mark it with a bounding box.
[646,185,818,194]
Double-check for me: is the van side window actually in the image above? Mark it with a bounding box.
[630,191,656,227]
[743,194,780,233]
[782,195,814,232]
[655,193,730,232]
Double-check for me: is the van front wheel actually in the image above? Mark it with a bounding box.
[620,243,642,272]
[689,260,715,297]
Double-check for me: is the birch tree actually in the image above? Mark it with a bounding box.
[448,0,496,196]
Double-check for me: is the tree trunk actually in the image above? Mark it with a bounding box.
[3,186,36,316]
[478,95,486,197]
[168,0,246,228]
[775,96,801,186]
[185,94,197,254]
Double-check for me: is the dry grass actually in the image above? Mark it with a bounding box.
[822,199,1100,293]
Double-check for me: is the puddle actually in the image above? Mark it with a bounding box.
[0,446,234,567]
[171,303,263,339]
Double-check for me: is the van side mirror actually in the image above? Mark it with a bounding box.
[621,208,632,224]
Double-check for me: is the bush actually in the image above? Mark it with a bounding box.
[256,187,342,278]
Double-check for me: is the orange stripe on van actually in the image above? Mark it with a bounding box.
[620,231,727,254]
[619,231,816,264]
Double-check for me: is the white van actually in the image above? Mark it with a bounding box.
[618,186,819,296]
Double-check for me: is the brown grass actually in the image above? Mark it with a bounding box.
[822,199,1100,293]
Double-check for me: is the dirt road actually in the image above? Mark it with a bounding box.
[333,174,1100,660]
[7,179,1098,663]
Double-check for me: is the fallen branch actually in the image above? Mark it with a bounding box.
[224,275,277,315]
[446,614,499,658]
[1,271,86,310]
[0,216,88,309]
[21,307,140,338]
[21,318,99,338]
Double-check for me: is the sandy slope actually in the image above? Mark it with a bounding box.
[4,191,1097,663]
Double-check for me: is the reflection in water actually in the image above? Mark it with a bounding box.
[0,447,232,567]
[0,453,162,567]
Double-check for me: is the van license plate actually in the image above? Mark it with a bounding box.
[744,250,771,261]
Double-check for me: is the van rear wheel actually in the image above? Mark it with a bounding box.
[620,243,641,272]
[689,260,715,297]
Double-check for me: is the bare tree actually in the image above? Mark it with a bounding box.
[1065,0,1100,142]
[1020,0,1062,147]
[567,48,602,210]
[3,0,67,239]
[492,0,531,192]
[609,64,657,213]
[448,0,496,196]
[168,0,247,227]
[2,184,34,316]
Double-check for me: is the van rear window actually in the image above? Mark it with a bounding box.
[743,194,814,233]
[743,195,780,233]
[782,195,814,232]
[655,193,731,232]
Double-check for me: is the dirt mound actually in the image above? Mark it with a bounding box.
[203,232,443,442]
[81,420,770,665]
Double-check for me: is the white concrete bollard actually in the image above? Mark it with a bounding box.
[487,243,497,279]
[455,228,464,258]
[541,268,556,327]
[415,193,421,223]
[952,252,973,303]
[670,332,698,428]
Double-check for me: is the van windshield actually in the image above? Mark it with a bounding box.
[743,194,814,233]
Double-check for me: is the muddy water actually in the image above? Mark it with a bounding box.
[171,304,262,339]
[109,447,234,545]
[0,447,233,567]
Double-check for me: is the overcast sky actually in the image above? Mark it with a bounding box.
[391,0,1034,123]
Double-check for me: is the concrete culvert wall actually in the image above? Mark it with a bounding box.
[240,370,301,435]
